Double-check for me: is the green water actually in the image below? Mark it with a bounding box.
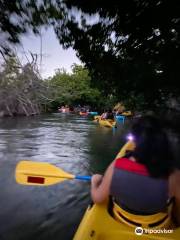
[0,113,129,240]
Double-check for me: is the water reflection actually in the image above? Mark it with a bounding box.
[0,113,129,240]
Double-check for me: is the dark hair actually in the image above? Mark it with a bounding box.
[129,116,174,178]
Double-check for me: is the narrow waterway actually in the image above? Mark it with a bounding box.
[0,113,129,240]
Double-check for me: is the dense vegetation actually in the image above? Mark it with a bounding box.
[56,0,180,110]
[46,64,105,110]
[0,56,108,116]
[0,56,49,117]
[0,0,180,113]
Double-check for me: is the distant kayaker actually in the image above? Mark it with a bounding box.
[65,105,70,112]
[91,115,180,225]
[106,109,114,120]
[100,110,108,120]
[69,106,74,112]
[115,109,123,116]
[100,109,114,120]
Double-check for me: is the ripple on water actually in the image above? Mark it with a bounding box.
[0,113,127,240]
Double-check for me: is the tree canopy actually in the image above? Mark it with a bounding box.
[0,0,180,110]
[55,0,180,110]
[0,0,63,55]
[47,64,103,109]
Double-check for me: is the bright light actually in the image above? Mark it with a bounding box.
[126,133,134,141]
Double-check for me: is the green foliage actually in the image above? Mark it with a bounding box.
[47,64,103,108]
[1,1,180,110]
[54,0,180,110]
[0,0,63,54]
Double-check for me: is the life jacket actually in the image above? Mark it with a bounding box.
[110,157,169,215]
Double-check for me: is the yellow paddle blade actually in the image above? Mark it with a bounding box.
[15,161,75,186]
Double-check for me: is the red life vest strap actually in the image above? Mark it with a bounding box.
[115,158,150,176]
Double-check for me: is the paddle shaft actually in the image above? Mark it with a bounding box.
[75,176,91,181]
[19,171,91,181]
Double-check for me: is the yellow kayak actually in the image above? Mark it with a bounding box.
[93,115,101,122]
[99,119,116,128]
[73,141,180,240]
[93,116,116,128]
[73,202,180,240]
[122,111,133,116]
